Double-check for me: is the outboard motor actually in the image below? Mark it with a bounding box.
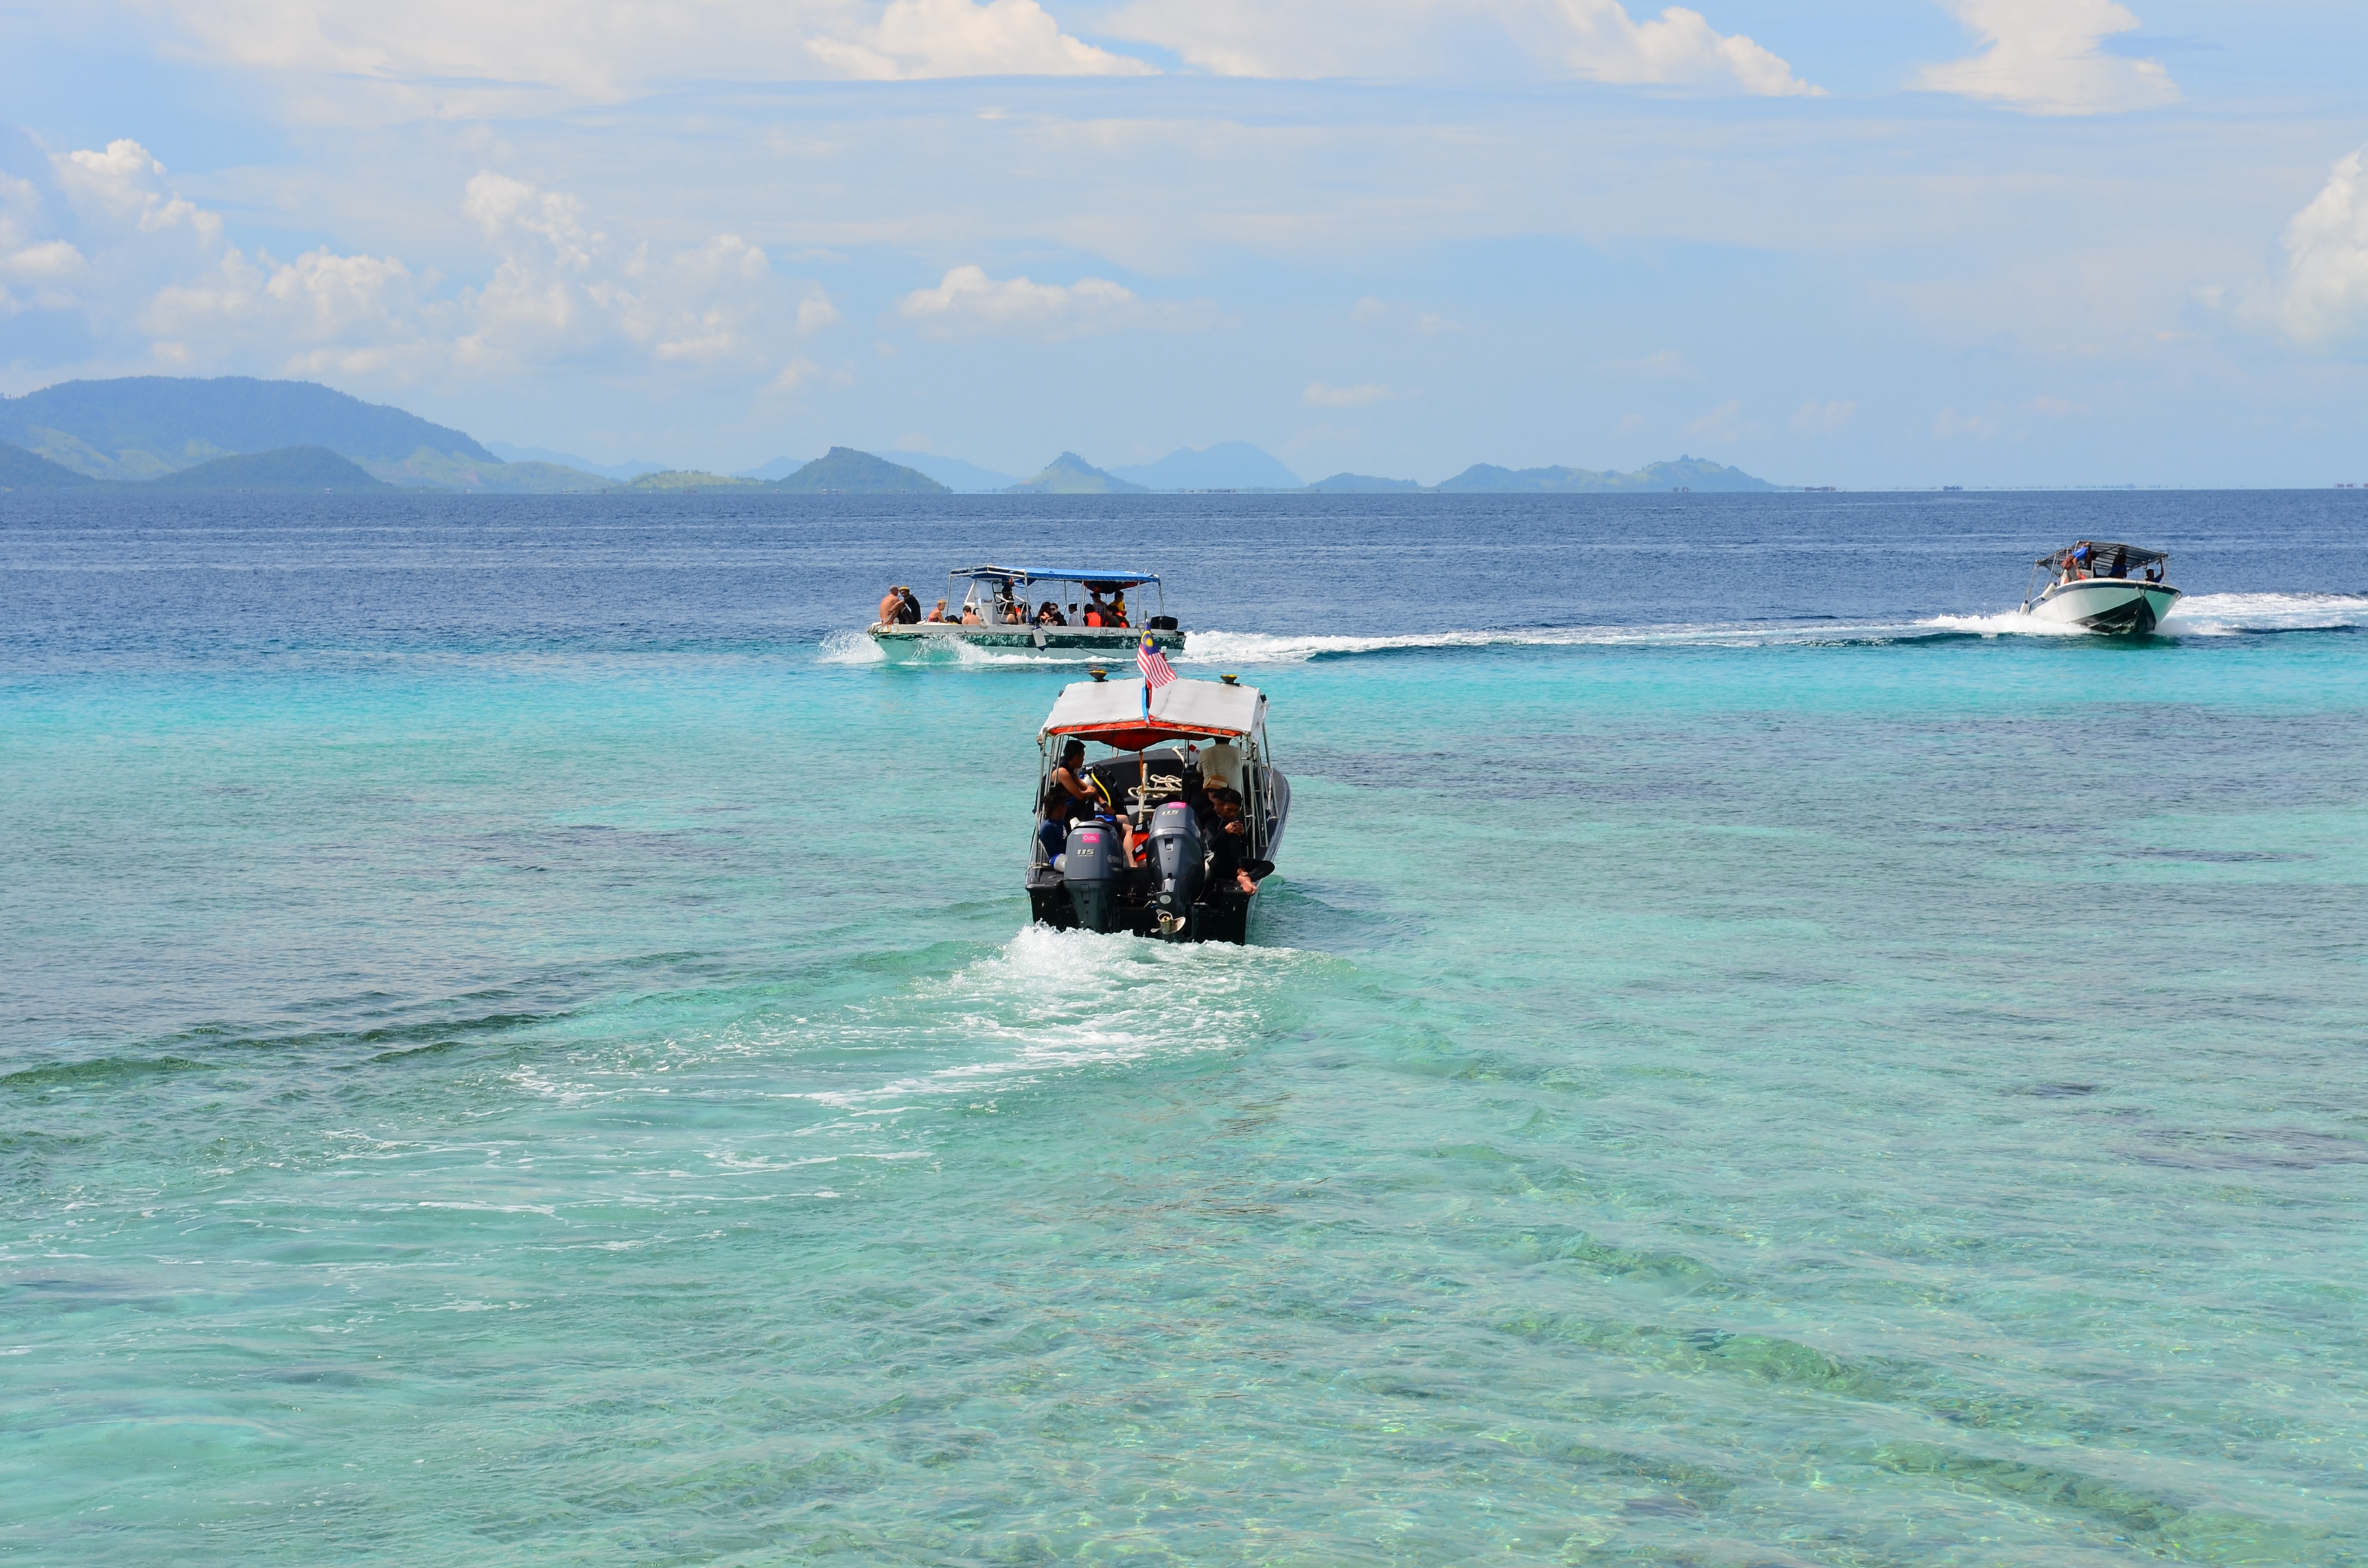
[1062,819,1123,933]
[1146,801,1205,937]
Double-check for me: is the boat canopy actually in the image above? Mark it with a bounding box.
[1041,677,1263,752]
[951,563,1159,589]
[2034,541,2168,570]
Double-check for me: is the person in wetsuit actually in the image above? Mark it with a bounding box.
[897,588,922,624]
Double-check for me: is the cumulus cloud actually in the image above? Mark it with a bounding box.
[1303,380,1393,407]
[896,264,1216,339]
[812,0,1153,79]
[1,135,840,385]
[122,0,1148,113]
[1920,0,2178,116]
[1686,399,1743,441]
[1100,0,1818,95]
[1789,399,1854,434]
[2266,148,2368,348]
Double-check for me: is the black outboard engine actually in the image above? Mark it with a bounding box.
[1062,818,1123,933]
[1146,801,1204,937]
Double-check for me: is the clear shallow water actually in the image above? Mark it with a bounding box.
[3,492,2365,1564]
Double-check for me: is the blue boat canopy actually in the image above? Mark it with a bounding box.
[949,563,1159,587]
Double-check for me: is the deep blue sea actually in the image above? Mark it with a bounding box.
[4,491,2366,1565]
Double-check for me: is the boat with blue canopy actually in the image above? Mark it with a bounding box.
[869,564,1184,653]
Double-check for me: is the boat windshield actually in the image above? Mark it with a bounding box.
[2033,541,2168,575]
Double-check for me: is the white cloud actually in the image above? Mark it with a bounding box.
[2029,395,2086,417]
[766,355,827,392]
[2267,148,2368,348]
[1932,407,1996,439]
[895,264,1214,338]
[1791,399,1855,434]
[811,0,1153,79]
[1603,347,1691,378]
[1920,0,2178,117]
[1100,0,1818,95]
[5,139,839,386]
[125,0,1147,114]
[1686,398,1743,441]
[1303,380,1393,407]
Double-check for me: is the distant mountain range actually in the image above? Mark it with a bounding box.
[0,440,389,492]
[0,377,1789,496]
[1111,442,1303,491]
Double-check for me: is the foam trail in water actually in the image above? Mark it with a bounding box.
[2161,592,2368,635]
[801,925,1308,1108]
[817,631,885,664]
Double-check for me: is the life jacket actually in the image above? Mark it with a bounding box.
[1083,607,1104,627]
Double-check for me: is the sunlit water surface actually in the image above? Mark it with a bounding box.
[4,491,2365,1565]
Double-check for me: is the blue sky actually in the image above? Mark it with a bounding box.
[3,0,2366,486]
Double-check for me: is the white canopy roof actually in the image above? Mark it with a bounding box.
[1039,677,1265,748]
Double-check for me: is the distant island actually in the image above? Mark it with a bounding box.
[0,376,1791,495]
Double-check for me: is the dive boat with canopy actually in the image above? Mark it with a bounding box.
[870,565,1184,653]
[1026,672,1289,944]
[2023,541,2181,635]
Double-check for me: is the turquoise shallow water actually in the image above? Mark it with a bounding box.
[4,493,2367,1563]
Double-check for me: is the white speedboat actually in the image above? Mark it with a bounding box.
[1023,672,1289,944]
[2023,541,2181,635]
[869,564,1184,654]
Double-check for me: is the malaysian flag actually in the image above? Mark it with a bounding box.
[1137,630,1175,693]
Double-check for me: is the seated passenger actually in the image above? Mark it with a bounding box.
[878,585,901,626]
[897,587,922,624]
[1038,740,1096,858]
[1003,600,1025,624]
[1204,787,1262,897]
[1111,591,1129,628]
[1081,597,1107,628]
[927,598,949,622]
[961,600,984,625]
[1037,600,1065,625]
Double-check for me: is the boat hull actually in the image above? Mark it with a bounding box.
[2030,580,2181,635]
[872,623,1183,653]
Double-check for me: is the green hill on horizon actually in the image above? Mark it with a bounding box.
[133,446,394,492]
[770,447,950,495]
[0,438,106,489]
[1435,455,1778,493]
[1,376,498,482]
[623,469,767,493]
[1008,452,1146,495]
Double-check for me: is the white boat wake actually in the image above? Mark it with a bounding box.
[823,594,2367,667]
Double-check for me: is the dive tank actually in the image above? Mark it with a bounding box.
[1062,819,1123,933]
[1147,801,1205,928]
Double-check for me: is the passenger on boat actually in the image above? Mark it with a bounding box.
[2104,547,2128,580]
[878,586,901,625]
[897,588,922,624]
[961,600,984,625]
[1038,740,1095,858]
[1003,600,1027,624]
[1204,787,1261,897]
[1081,596,1110,628]
[1111,591,1129,628]
[927,599,949,622]
[1037,600,1066,625]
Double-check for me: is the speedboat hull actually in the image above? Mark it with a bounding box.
[872,623,1183,654]
[2030,580,2181,635]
